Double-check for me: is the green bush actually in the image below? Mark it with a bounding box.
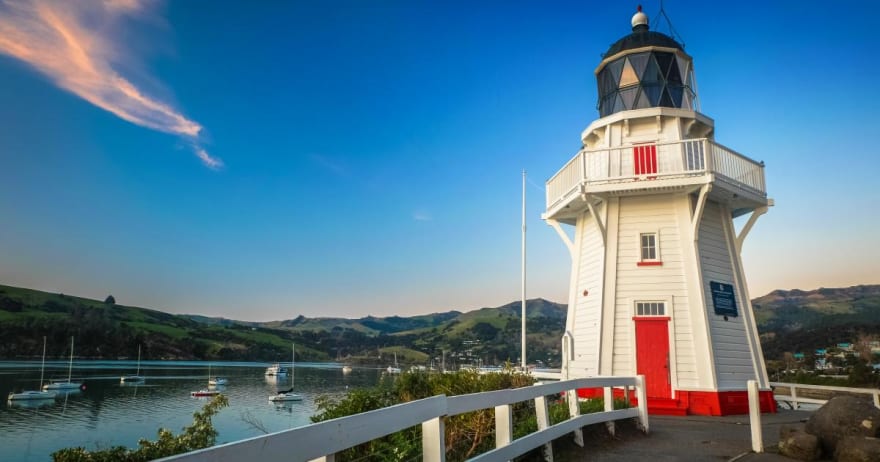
[52,395,228,462]
[312,371,631,462]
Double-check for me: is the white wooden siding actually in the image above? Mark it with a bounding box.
[698,202,755,389]
[569,208,604,376]
[611,195,690,377]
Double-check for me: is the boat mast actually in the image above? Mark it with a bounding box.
[136,344,141,376]
[39,336,47,389]
[521,169,527,370]
[67,336,74,382]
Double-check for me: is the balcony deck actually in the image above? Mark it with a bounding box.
[544,138,768,223]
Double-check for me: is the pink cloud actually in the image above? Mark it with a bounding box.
[0,0,222,169]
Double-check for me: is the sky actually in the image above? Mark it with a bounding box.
[0,0,878,321]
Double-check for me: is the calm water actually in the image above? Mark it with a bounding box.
[0,361,384,462]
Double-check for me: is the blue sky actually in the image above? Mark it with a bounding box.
[0,1,877,321]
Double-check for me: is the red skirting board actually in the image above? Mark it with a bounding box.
[575,388,778,416]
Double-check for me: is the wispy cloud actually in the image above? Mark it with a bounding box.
[413,209,432,222]
[0,0,223,169]
[308,153,349,177]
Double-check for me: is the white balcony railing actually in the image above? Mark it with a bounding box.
[157,376,648,462]
[546,138,766,210]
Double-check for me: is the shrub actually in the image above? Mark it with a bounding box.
[52,395,228,462]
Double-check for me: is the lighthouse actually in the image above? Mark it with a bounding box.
[544,7,775,415]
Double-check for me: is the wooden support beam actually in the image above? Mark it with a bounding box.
[735,204,770,253]
[691,184,711,241]
[546,219,575,257]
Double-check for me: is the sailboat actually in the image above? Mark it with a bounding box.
[208,364,227,386]
[269,344,302,402]
[386,352,401,374]
[43,336,82,391]
[8,336,57,401]
[120,344,145,383]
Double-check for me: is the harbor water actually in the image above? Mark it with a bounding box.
[0,360,383,462]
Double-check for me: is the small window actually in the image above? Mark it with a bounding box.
[640,233,657,260]
[636,301,666,316]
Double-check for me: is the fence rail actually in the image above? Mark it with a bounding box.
[157,376,648,462]
[545,138,766,209]
[770,381,880,409]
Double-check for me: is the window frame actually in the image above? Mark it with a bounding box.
[637,230,662,266]
[634,301,667,317]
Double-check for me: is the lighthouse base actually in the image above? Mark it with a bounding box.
[576,388,777,416]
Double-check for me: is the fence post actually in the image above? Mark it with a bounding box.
[748,380,764,453]
[535,394,554,462]
[422,416,446,462]
[604,386,615,436]
[791,385,799,410]
[495,404,513,448]
[635,375,649,434]
[874,391,880,410]
[567,389,584,447]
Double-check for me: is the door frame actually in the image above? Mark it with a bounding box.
[633,316,672,399]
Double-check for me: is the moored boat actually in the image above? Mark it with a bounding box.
[8,336,57,401]
[190,389,221,397]
[264,363,288,376]
[44,336,82,391]
[120,344,145,383]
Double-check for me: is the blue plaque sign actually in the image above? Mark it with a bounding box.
[710,281,738,317]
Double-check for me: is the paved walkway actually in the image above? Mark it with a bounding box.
[556,409,814,462]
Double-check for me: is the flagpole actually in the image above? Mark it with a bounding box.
[521,169,527,370]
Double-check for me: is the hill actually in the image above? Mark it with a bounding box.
[752,285,880,359]
[2,282,878,365]
[0,283,565,366]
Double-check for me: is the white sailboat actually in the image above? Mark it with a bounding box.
[120,344,145,383]
[269,344,302,402]
[208,364,227,386]
[43,336,82,391]
[8,336,57,401]
[386,352,401,374]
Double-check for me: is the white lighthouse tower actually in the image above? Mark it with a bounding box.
[544,7,775,415]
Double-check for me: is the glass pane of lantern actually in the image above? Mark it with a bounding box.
[668,85,684,107]
[634,88,652,109]
[620,87,638,109]
[676,55,690,84]
[667,56,682,84]
[654,52,674,79]
[660,87,674,107]
[641,54,663,83]
[619,58,639,87]
[611,93,626,113]
[628,52,650,81]
[607,58,624,87]
[642,84,663,106]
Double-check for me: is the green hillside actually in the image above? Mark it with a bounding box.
[0,284,315,362]
[753,285,880,359]
[3,281,878,366]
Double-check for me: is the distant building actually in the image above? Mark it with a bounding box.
[837,343,853,351]
[793,353,804,360]
[815,349,827,355]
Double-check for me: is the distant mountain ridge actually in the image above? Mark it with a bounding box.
[1,282,878,364]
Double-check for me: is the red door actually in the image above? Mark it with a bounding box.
[635,318,671,399]
[633,144,657,176]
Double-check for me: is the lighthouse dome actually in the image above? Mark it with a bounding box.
[595,7,696,117]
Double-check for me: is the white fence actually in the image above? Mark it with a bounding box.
[545,138,766,209]
[770,381,880,409]
[157,376,648,462]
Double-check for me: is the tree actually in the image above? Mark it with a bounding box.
[104,295,116,305]
[53,394,228,461]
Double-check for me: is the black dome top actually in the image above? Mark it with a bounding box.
[604,29,683,58]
